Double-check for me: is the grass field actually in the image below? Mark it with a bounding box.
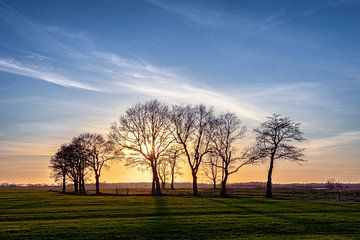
[1,190,360,239]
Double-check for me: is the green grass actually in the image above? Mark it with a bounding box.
[1,190,360,239]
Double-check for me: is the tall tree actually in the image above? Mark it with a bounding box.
[78,133,121,195]
[110,100,173,196]
[211,112,253,196]
[171,104,213,196]
[249,114,305,198]
[49,144,69,193]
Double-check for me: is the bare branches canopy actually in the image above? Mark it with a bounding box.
[50,100,306,198]
[210,112,252,196]
[249,114,305,198]
[49,133,120,195]
[109,100,174,195]
[170,104,214,196]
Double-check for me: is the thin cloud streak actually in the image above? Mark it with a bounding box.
[0,58,99,91]
[146,0,225,27]
[0,2,266,121]
[306,131,360,153]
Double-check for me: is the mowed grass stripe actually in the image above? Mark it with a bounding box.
[1,190,359,239]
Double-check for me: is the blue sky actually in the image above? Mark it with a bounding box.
[0,0,359,183]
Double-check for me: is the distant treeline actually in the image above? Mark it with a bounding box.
[2,182,360,191]
[49,99,305,198]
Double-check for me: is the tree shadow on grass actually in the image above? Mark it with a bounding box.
[150,197,194,239]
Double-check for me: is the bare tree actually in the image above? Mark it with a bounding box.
[326,178,338,191]
[202,153,220,190]
[109,100,173,196]
[158,158,169,190]
[211,112,253,196]
[49,144,69,193]
[78,133,121,195]
[69,136,90,195]
[249,114,305,198]
[167,146,183,190]
[159,146,183,190]
[62,144,80,193]
[50,141,85,194]
[171,104,213,196]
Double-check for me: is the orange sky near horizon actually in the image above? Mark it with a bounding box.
[1,148,359,185]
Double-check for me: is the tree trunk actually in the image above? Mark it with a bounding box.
[171,172,175,190]
[213,178,217,190]
[151,178,155,194]
[95,174,100,195]
[79,180,82,194]
[192,171,198,196]
[81,176,86,195]
[62,172,66,194]
[161,181,165,190]
[221,171,228,197]
[155,176,161,196]
[152,164,162,196]
[74,179,78,194]
[266,158,274,198]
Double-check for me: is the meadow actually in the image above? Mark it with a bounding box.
[1,190,360,239]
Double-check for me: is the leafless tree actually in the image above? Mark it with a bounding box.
[49,144,69,193]
[109,100,173,196]
[77,133,121,195]
[249,114,305,198]
[62,144,80,193]
[202,153,220,190]
[326,178,338,191]
[157,145,184,190]
[171,104,213,196]
[167,146,183,190]
[69,137,90,195]
[211,112,253,196]
[49,142,85,194]
[158,158,169,190]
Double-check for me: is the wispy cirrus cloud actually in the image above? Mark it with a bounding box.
[0,0,343,125]
[146,0,226,27]
[328,0,354,7]
[82,51,266,121]
[260,6,321,32]
[0,58,99,91]
[0,1,267,121]
[305,131,360,153]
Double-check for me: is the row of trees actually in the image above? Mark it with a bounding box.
[49,133,121,195]
[50,100,305,198]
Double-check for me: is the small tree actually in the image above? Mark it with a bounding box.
[158,158,170,190]
[203,153,220,190]
[326,178,337,191]
[157,145,183,190]
[249,114,305,198]
[110,100,173,196]
[167,146,183,190]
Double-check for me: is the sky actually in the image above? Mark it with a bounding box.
[0,0,359,184]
